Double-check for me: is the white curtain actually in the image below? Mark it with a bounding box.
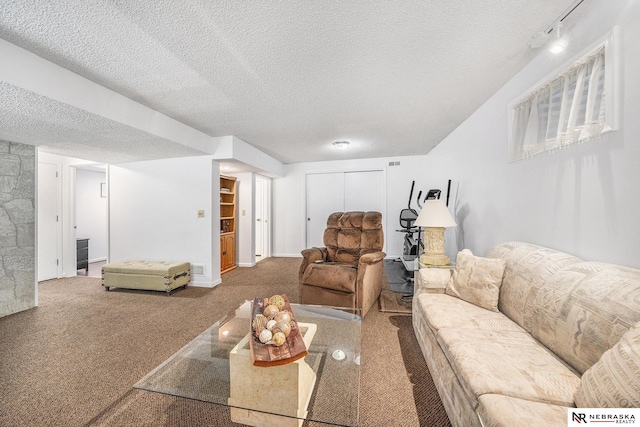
[510,47,606,161]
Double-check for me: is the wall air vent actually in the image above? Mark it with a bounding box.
[191,264,205,276]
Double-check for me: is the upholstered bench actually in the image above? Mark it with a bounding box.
[102,261,191,295]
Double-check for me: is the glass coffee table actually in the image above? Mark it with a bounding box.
[134,300,361,427]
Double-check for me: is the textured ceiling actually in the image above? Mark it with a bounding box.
[0,82,205,164]
[0,0,591,164]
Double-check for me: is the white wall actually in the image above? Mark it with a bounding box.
[109,156,220,287]
[75,169,107,261]
[232,172,256,267]
[272,154,454,259]
[419,0,640,268]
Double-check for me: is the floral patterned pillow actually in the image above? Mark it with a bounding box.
[445,249,507,312]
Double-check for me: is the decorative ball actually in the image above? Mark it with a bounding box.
[268,295,286,311]
[252,314,267,332]
[263,304,279,319]
[266,319,276,331]
[272,331,286,346]
[259,329,273,344]
[275,310,292,323]
[272,320,292,337]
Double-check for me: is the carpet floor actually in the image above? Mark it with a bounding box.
[0,257,450,427]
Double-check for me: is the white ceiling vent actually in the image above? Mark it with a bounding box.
[191,264,205,276]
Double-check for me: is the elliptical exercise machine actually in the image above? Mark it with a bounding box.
[397,181,421,262]
[395,180,450,299]
[397,182,443,263]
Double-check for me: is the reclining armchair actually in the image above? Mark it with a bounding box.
[299,211,386,317]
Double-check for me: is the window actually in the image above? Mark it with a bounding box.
[509,29,618,161]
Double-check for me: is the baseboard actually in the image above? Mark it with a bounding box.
[89,257,107,263]
[237,262,256,268]
[190,278,222,288]
[271,253,303,258]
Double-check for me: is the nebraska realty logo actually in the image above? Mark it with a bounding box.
[568,409,639,425]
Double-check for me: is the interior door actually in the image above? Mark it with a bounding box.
[255,178,264,257]
[37,162,59,281]
[305,172,345,248]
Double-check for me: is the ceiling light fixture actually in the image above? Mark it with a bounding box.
[528,0,584,50]
[549,22,567,54]
[333,141,350,150]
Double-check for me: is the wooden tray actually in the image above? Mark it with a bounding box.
[249,294,309,367]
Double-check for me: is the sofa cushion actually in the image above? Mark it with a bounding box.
[445,249,506,312]
[437,328,580,408]
[574,322,640,408]
[415,293,525,333]
[301,263,357,293]
[486,242,582,333]
[477,394,569,427]
[102,260,190,277]
[528,262,640,375]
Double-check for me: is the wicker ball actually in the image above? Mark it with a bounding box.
[259,329,273,344]
[272,331,286,346]
[275,310,292,323]
[272,320,292,337]
[268,295,286,311]
[263,304,279,319]
[252,314,268,332]
[266,319,276,331]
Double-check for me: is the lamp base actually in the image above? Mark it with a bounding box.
[420,226,451,267]
[419,253,451,267]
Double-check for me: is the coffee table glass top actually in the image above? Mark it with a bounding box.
[134,300,361,426]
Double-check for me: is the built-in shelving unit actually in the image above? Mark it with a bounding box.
[220,175,237,274]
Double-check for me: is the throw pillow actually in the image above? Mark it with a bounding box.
[445,249,506,312]
[574,322,640,408]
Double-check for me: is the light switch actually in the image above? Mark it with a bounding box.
[242,209,246,216]
[197,210,205,218]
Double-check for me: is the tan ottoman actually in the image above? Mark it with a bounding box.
[102,261,191,294]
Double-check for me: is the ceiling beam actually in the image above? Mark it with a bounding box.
[0,38,216,155]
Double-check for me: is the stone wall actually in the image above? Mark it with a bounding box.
[0,141,36,317]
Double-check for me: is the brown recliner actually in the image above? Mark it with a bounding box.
[299,211,386,317]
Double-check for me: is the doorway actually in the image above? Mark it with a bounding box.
[73,165,108,277]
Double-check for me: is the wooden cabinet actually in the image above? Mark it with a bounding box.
[77,238,89,275]
[220,233,236,273]
[220,175,237,273]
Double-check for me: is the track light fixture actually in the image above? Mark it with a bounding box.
[528,0,584,51]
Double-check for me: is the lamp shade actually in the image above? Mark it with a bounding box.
[414,200,456,228]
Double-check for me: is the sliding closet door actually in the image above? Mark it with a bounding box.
[305,170,384,248]
[305,172,345,248]
[344,170,384,212]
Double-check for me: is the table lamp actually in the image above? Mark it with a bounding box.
[414,200,457,266]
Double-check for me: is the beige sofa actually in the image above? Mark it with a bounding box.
[412,242,640,427]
